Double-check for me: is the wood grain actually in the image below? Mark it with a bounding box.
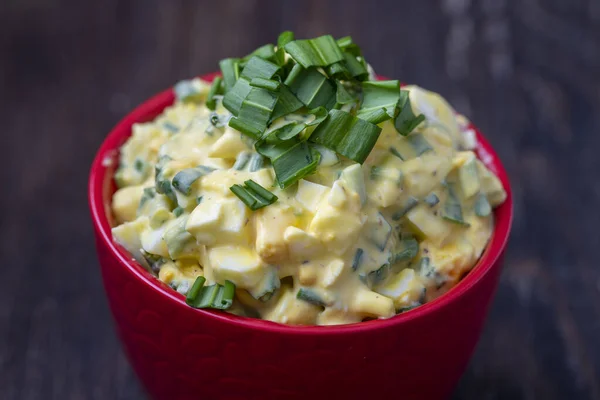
[1,0,599,399]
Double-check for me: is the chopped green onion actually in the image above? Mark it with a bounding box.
[287,67,336,109]
[138,187,156,209]
[134,158,146,173]
[163,121,179,133]
[276,31,295,65]
[352,248,364,271]
[367,263,390,287]
[186,276,207,305]
[272,141,320,188]
[390,146,404,160]
[270,85,304,121]
[243,44,277,64]
[392,197,419,220]
[233,151,251,170]
[250,77,280,91]
[358,80,400,124]
[407,133,433,156]
[340,52,368,80]
[296,288,327,307]
[230,179,278,210]
[283,63,304,86]
[308,109,382,164]
[229,87,279,139]
[424,193,440,207]
[173,206,185,217]
[391,237,419,263]
[248,153,265,172]
[222,77,252,117]
[187,278,236,310]
[335,81,355,106]
[284,35,344,68]
[474,193,492,217]
[336,36,362,57]
[172,166,215,195]
[255,122,304,159]
[442,184,470,226]
[219,58,240,91]
[196,195,203,205]
[206,76,223,110]
[395,90,426,135]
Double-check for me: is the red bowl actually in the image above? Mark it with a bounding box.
[89,72,512,400]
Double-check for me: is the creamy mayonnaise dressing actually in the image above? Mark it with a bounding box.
[111,78,506,325]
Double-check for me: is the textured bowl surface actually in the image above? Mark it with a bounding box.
[89,72,513,400]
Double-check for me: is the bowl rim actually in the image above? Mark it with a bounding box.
[89,72,513,335]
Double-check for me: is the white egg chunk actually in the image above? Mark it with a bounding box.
[255,205,295,263]
[112,185,145,223]
[340,164,366,206]
[218,197,250,244]
[400,154,452,198]
[406,205,452,247]
[284,226,324,261]
[375,268,424,309]
[295,179,330,213]
[327,180,347,208]
[112,217,150,264]
[322,259,345,287]
[208,246,267,289]
[263,287,321,325]
[351,288,395,319]
[140,225,170,258]
[308,197,365,255]
[185,198,223,245]
[208,127,251,158]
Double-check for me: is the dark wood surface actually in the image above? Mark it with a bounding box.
[2,1,599,399]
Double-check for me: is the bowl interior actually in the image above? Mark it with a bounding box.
[88,73,513,334]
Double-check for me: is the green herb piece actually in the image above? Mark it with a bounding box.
[336,36,362,57]
[243,44,277,64]
[196,196,203,205]
[229,179,278,210]
[186,277,236,310]
[394,90,426,135]
[335,81,355,106]
[134,158,146,174]
[172,206,185,217]
[407,133,433,156]
[270,85,304,121]
[308,109,382,164]
[229,86,280,139]
[233,151,251,170]
[171,166,215,195]
[296,288,327,307]
[272,142,320,188]
[474,192,492,217]
[352,248,364,271]
[206,76,223,110]
[163,121,179,133]
[390,146,404,160]
[138,187,156,210]
[284,35,344,68]
[223,56,280,117]
[248,153,265,172]
[287,67,336,109]
[219,58,240,91]
[250,77,281,91]
[441,184,470,226]
[367,264,390,287]
[424,193,440,207]
[276,31,295,65]
[391,237,419,263]
[392,197,419,220]
[358,80,400,124]
[255,122,304,159]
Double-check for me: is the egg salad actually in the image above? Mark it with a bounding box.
[111,33,506,325]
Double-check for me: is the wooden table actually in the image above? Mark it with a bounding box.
[1,1,599,399]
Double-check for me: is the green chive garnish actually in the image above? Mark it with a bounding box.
[474,193,492,217]
[357,80,401,124]
[284,35,344,68]
[186,277,236,310]
[395,90,426,135]
[230,179,278,210]
[296,288,327,307]
[352,248,364,271]
[171,166,215,195]
[206,76,223,110]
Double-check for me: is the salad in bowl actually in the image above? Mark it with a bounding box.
[110,32,506,326]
